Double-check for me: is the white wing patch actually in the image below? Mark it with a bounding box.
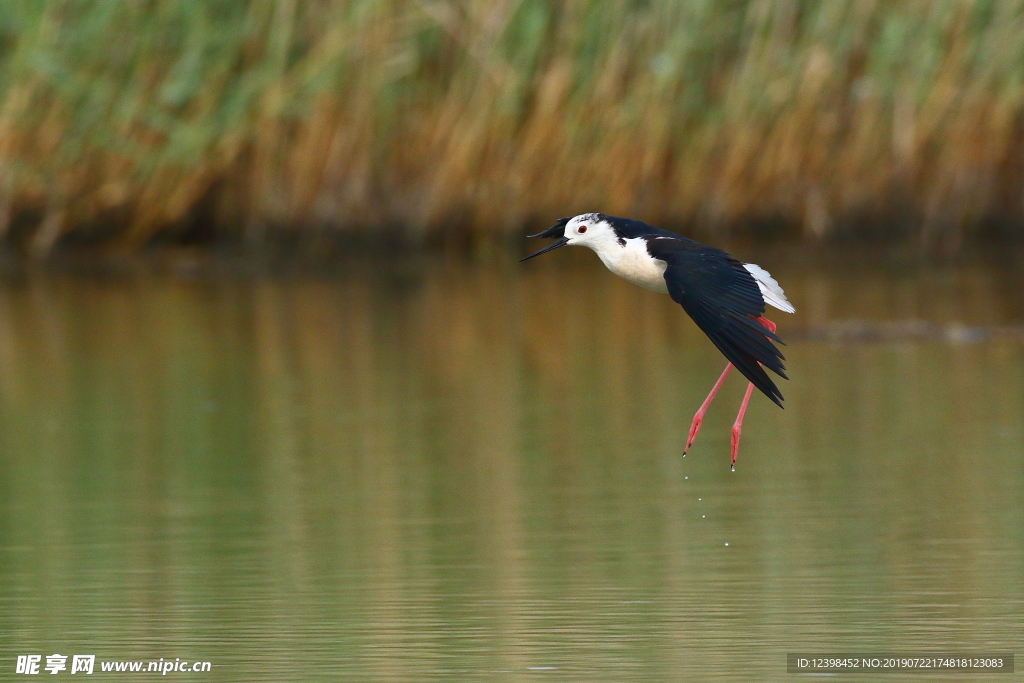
[744,263,795,313]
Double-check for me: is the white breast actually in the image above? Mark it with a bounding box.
[596,238,669,293]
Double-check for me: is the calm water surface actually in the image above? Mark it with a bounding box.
[0,248,1022,681]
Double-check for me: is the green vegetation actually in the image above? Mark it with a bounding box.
[2,0,1024,252]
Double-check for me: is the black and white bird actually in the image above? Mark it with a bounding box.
[521,213,795,469]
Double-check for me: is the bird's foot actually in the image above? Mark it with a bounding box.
[685,363,733,456]
[683,414,703,456]
[730,381,755,469]
[729,426,740,470]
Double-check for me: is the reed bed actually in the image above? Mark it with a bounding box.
[2,0,1024,253]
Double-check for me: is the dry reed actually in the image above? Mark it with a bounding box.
[2,0,1024,253]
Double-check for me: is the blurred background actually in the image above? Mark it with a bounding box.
[1,2,1023,682]
[2,0,1024,252]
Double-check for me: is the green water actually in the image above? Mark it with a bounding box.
[0,249,1022,681]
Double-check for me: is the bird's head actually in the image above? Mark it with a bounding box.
[520,213,616,261]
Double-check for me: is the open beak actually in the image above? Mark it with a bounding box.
[520,236,569,262]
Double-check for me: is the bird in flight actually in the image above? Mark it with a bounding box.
[521,213,795,469]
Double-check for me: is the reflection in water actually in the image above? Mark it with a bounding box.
[0,249,1021,681]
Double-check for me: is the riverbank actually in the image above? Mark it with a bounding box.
[3,1,1024,254]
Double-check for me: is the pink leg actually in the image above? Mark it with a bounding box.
[730,382,755,470]
[683,363,732,456]
[729,317,777,470]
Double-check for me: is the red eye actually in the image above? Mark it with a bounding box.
[577,225,587,233]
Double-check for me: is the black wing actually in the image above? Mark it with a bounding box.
[646,238,787,406]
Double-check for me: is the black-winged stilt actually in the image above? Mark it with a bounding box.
[521,213,795,469]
